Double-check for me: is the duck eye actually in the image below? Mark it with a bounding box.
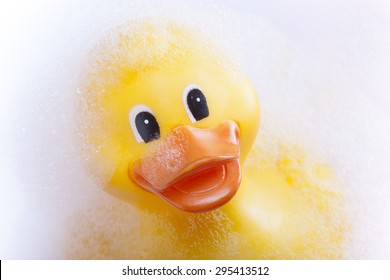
[129,105,160,143]
[183,84,209,123]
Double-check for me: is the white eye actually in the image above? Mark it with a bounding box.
[129,105,160,143]
[182,84,209,123]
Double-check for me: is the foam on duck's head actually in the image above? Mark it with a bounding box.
[79,19,260,211]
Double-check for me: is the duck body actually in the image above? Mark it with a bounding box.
[75,20,347,259]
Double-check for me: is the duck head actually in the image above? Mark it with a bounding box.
[82,21,260,212]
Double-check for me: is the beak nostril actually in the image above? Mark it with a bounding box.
[219,121,240,145]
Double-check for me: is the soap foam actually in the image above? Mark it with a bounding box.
[1,0,389,259]
[140,129,189,188]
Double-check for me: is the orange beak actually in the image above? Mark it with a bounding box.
[129,121,241,212]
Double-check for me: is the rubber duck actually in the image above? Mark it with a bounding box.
[76,20,347,259]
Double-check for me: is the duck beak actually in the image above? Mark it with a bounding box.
[129,120,241,212]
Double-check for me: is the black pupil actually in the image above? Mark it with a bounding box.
[135,112,160,143]
[187,88,209,121]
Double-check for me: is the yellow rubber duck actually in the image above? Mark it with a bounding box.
[75,20,348,259]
